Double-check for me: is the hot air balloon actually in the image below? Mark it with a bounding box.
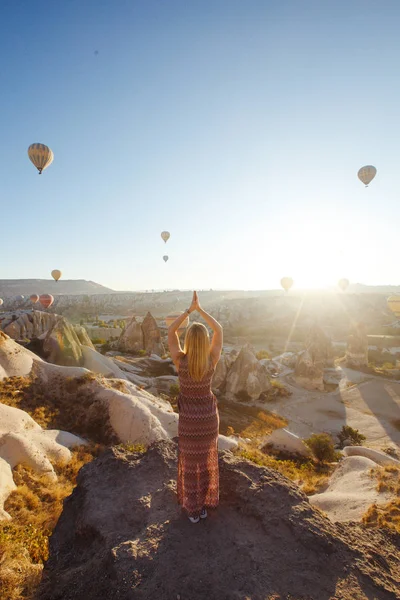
[280,277,293,293]
[387,296,400,317]
[161,231,170,243]
[163,255,169,262]
[30,294,39,304]
[358,165,377,187]
[165,312,189,334]
[28,143,54,174]
[15,295,25,303]
[0,299,3,307]
[338,278,349,292]
[39,294,54,309]
[51,269,62,282]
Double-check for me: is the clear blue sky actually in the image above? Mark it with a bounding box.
[1,0,399,291]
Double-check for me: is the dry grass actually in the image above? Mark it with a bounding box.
[238,443,332,495]
[362,465,400,533]
[240,411,287,441]
[0,444,101,600]
[0,374,118,445]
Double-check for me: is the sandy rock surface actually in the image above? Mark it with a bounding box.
[309,456,390,522]
[38,441,400,600]
[0,403,86,520]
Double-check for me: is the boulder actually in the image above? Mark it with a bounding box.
[262,428,312,458]
[141,312,165,356]
[43,317,85,367]
[343,445,400,466]
[117,316,144,353]
[38,441,400,600]
[345,322,368,368]
[225,345,271,400]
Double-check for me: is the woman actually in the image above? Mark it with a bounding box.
[168,291,223,523]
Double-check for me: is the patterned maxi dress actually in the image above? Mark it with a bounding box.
[177,354,219,517]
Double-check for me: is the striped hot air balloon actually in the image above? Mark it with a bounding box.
[28,143,54,174]
[357,165,377,187]
[39,294,54,309]
[30,294,39,304]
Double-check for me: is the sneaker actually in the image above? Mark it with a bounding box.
[188,515,200,524]
[200,508,208,519]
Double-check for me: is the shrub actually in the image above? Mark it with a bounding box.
[269,379,291,397]
[305,433,337,463]
[91,338,106,345]
[169,384,180,398]
[337,425,366,448]
[256,349,270,360]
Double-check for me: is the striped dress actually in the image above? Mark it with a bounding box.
[177,354,219,517]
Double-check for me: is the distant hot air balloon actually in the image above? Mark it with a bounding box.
[161,231,170,243]
[28,143,54,174]
[165,312,189,334]
[30,294,39,304]
[15,295,25,303]
[0,299,3,307]
[163,255,169,262]
[39,294,54,309]
[51,269,62,282]
[358,165,377,187]
[280,277,293,293]
[387,296,400,317]
[338,278,349,292]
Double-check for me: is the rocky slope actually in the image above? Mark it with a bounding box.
[38,441,400,600]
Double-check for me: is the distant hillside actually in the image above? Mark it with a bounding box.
[0,279,114,297]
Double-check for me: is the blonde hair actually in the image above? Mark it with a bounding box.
[183,322,211,381]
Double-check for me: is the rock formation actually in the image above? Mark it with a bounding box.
[43,317,86,367]
[211,349,238,392]
[295,325,333,391]
[2,310,57,340]
[117,316,144,353]
[345,322,369,368]
[141,312,165,356]
[38,441,400,600]
[74,325,95,348]
[225,345,271,400]
[309,455,393,522]
[0,403,85,520]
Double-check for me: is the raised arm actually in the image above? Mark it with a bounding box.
[196,298,223,366]
[167,294,196,367]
